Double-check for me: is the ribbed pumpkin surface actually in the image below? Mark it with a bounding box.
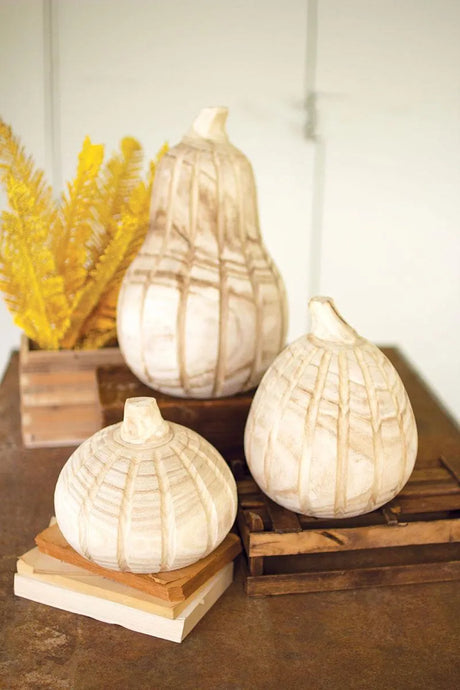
[55,419,237,573]
[117,107,287,398]
[245,298,418,518]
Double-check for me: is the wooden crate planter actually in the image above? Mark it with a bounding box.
[233,456,460,596]
[97,364,255,458]
[19,335,124,448]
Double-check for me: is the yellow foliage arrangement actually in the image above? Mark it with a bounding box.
[0,119,167,350]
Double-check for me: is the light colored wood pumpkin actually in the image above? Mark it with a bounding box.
[54,397,237,573]
[244,296,418,518]
[117,106,288,398]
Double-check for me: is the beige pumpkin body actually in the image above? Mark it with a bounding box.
[244,297,418,518]
[54,397,237,573]
[117,107,287,398]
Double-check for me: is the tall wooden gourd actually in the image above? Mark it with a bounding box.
[244,297,418,518]
[54,397,237,573]
[117,106,288,398]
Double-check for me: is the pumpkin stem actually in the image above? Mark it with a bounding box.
[187,106,229,143]
[120,397,170,444]
[309,296,359,345]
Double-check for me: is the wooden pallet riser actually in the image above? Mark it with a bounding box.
[234,448,460,596]
[240,499,460,596]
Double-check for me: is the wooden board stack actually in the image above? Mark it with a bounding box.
[14,524,241,643]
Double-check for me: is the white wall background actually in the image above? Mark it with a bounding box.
[0,0,459,421]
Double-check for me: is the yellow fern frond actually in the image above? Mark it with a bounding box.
[99,137,143,231]
[79,326,118,350]
[61,210,140,349]
[76,284,121,349]
[0,120,167,351]
[0,120,54,209]
[76,204,145,348]
[0,177,69,348]
[116,143,169,274]
[75,144,168,349]
[87,137,143,262]
[52,136,104,302]
[61,137,144,347]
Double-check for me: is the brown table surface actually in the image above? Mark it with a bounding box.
[1,350,459,690]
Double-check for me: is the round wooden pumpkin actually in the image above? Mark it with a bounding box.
[55,397,237,572]
[244,297,418,518]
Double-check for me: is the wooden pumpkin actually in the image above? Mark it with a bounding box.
[244,296,418,518]
[117,106,288,398]
[54,397,237,572]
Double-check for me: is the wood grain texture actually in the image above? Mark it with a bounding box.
[245,298,418,518]
[35,523,241,603]
[17,547,209,620]
[20,335,124,447]
[117,107,288,399]
[248,518,460,556]
[244,560,460,597]
[54,398,238,573]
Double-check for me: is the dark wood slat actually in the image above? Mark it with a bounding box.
[236,478,259,495]
[245,511,265,576]
[265,498,302,533]
[408,466,453,482]
[381,507,399,526]
[239,497,266,510]
[393,495,460,513]
[440,456,460,484]
[246,511,265,533]
[228,457,247,480]
[249,557,264,576]
[248,518,460,557]
[399,480,459,497]
[245,560,460,597]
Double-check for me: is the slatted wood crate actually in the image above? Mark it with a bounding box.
[232,456,460,596]
[20,336,124,448]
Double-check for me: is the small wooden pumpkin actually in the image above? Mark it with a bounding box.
[244,296,418,518]
[117,106,288,398]
[54,397,237,572]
